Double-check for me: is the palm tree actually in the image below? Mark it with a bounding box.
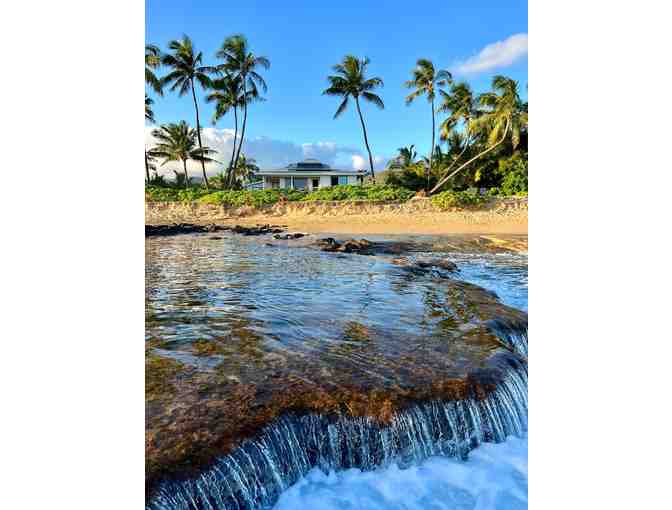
[206,73,259,188]
[161,35,216,188]
[404,59,451,187]
[145,44,163,96]
[150,121,218,188]
[387,145,417,169]
[145,94,156,183]
[216,35,269,181]
[323,55,384,182]
[430,75,527,194]
[435,81,477,181]
[232,154,260,186]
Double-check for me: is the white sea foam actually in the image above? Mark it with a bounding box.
[273,433,528,510]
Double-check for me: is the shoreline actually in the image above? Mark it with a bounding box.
[145,197,528,237]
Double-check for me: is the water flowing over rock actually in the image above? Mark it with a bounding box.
[147,356,527,510]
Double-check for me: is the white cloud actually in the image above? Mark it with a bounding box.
[351,154,366,170]
[454,33,528,75]
[145,126,388,178]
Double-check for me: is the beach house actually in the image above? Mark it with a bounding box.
[254,159,366,191]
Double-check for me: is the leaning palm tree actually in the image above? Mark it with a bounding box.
[216,35,269,180]
[206,73,260,188]
[161,35,216,188]
[404,59,451,187]
[145,44,163,96]
[430,75,527,194]
[150,121,218,188]
[323,55,384,182]
[435,81,477,181]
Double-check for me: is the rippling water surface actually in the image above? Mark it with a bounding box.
[145,233,528,510]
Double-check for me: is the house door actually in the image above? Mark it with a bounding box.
[312,178,319,189]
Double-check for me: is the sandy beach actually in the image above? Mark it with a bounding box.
[230,212,527,236]
[145,197,528,237]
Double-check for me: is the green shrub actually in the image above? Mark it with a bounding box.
[197,189,305,207]
[497,154,528,195]
[431,189,488,210]
[302,184,414,202]
[147,184,415,206]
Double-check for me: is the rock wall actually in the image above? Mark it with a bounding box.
[145,197,528,224]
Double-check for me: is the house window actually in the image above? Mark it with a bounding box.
[312,178,319,189]
[338,176,348,186]
[331,176,339,186]
[293,177,308,190]
[269,177,280,189]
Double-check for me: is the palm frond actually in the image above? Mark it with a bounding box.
[362,92,384,109]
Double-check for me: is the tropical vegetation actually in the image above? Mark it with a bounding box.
[145,34,527,203]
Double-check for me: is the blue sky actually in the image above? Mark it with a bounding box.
[146,0,527,173]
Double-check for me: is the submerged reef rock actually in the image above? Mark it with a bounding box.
[145,223,285,238]
[145,276,528,504]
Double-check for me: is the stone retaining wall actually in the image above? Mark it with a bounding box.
[145,197,527,224]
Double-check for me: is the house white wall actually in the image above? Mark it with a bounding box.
[262,174,362,190]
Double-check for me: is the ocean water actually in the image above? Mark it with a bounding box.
[273,251,529,510]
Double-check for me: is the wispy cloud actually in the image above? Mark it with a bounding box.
[144,127,387,177]
[454,33,528,75]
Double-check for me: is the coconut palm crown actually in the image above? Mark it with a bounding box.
[323,55,384,182]
[145,44,163,96]
[150,121,218,188]
[438,81,476,141]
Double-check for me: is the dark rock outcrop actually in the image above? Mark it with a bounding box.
[145,223,286,238]
[314,238,375,255]
[145,223,229,237]
[273,232,306,240]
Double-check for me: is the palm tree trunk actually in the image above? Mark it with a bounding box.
[430,119,510,195]
[355,97,376,183]
[145,148,150,183]
[231,81,248,187]
[190,78,209,189]
[429,97,435,190]
[182,159,189,189]
[226,105,239,188]
[435,129,471,186]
